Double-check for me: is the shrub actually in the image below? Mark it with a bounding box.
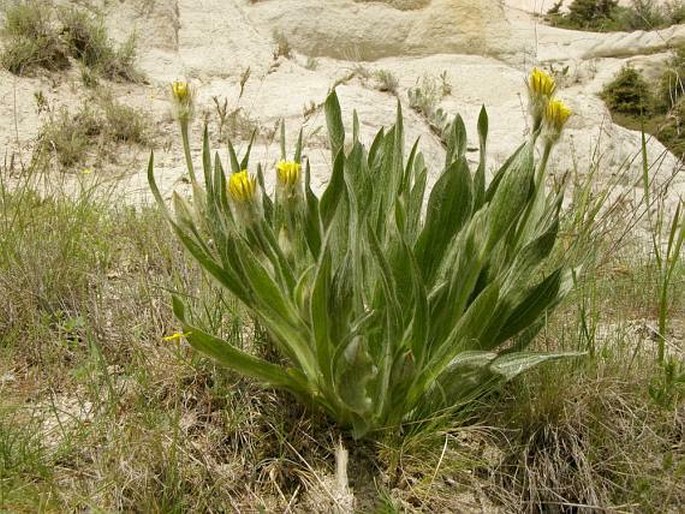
[601,65,654,116]
[36,95,152,168]
[374,69,399,95]
[0,2,141,81]
[58,7,141,82]
[567,0,620,29]
[658,45,685,111]
[150,73,578,439]
[548,0,685,31]
[601,55,685,158]
[0,0,69,74]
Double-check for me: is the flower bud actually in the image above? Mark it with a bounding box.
[170,80,194,124]
[228,170,261,225]
[276,160,301,188]
[542,98,572,147]
[275,160,303,203]
[528,68,556,98]
[527,68,556,133]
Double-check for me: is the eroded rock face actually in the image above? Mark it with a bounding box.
[0,0,682,214]
[353,0,431,10]
[246,0,514,60]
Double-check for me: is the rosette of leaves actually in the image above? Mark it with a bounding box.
[149,90,579,439]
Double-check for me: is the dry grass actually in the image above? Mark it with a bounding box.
[35,91,154,169]
[0,144,682,512]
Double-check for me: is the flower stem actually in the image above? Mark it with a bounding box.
[180,120,197,184]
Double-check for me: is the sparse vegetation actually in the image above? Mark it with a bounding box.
[304,55,319,71]
[547,0,685,32]
[272,30,293,59]
[601,65,654,116]
[0,0,69,74]
[0,1,142,81]
[408,72,453,140]
[35,92,153,168]
[601,56,685,158]
[373,68,399,95]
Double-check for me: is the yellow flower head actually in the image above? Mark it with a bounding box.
[276,160,301,188]
[171,81,191,104]
[544,98,572,132]
[528,68,556,98]
[541,98,572,147]
[228,170,257,204]
[170,80,194,124]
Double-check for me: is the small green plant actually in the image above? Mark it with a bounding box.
[150,71,579,439]
[304,56,319,71]
[58,7,141,82]
[0,1,141,81]
[408,73,456,142]
[408,74,442,118]
[36,94,152,168]
[601,58,685,158]
[548,0,685,31]
[568,0,620,29]
[100,96,151,144]
[0,0,69,74]
[374,69,399,95]
[273,30,293,59]
[601,65,654,116]
[640,135,685,363]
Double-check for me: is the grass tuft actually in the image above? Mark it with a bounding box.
[0,1,142,81]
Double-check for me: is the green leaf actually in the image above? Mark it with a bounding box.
[495,268,573,347]
[294,128,304,163]
[325,90,345,160]
[473,106,488,209]
[303,160,322,258]
[352,110,360,144]
[311,249,333,384]
[240,130,256,171]
[445,114,467,166]
[227,139,240,172]
[412,351,498,418]
[202,125,214,196]
[334,336,375,416]
[501,218,559,297]
[279,119,287,160]
[416,158,473,285]
[485,142,526,201]
[485,142,534,250]
[405,241,429,366]
[172,296,309,392]
[256,163,274,223]
[319,150,346,231]
[422,280,501,389]
[489,351,584,380]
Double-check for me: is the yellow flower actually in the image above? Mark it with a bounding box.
[170,80,194,123]
[162,331,191,342]
[542,98,572,147]
[171,81,191,104]
[276,160,301,187]
[528,68,556,98]
[527,68,557,133]
[544,99,572,132]
[228,170,257,203]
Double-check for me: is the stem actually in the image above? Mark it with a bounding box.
[537,143,553,186]
[180,119,196,184]
[658,276,668,363]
